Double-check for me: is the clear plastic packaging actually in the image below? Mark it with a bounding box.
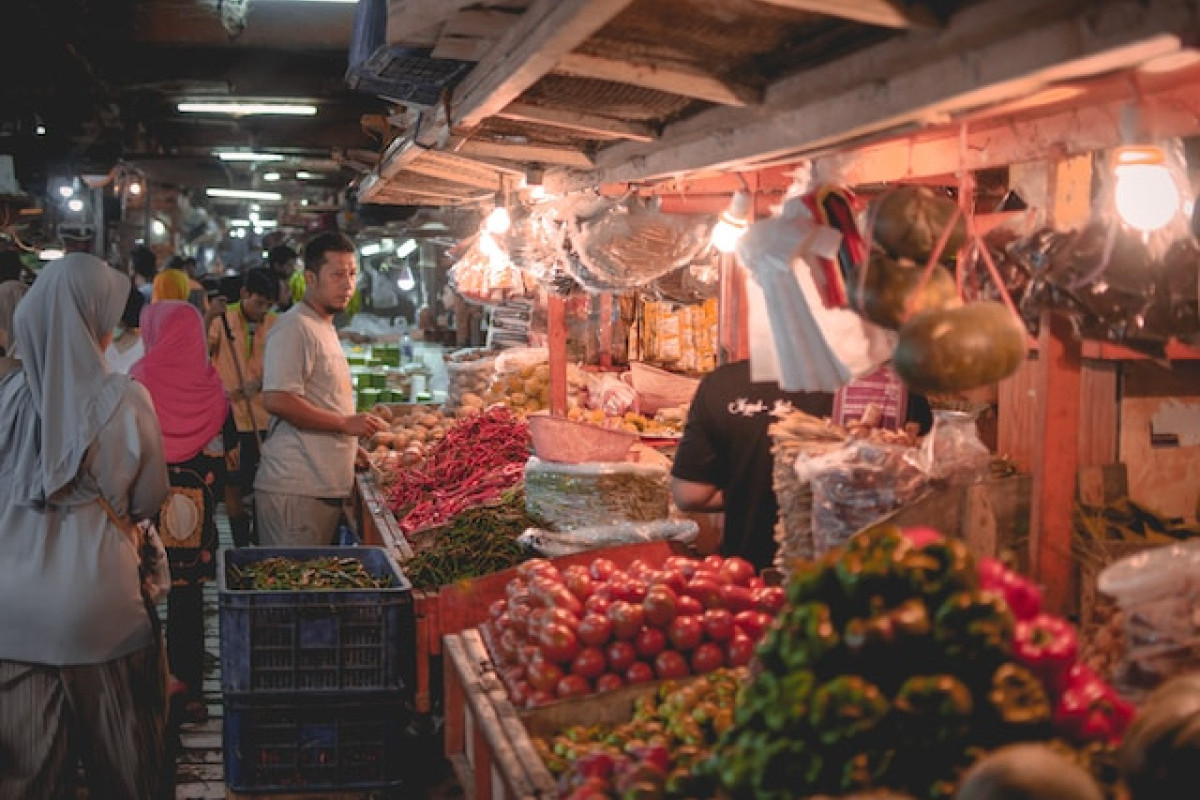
[917,409,991,484]
[517,519,699,557]
[442,348,497,414]
[1098,540,1200,700]
[800,439,929,556]
[524,456,670,530]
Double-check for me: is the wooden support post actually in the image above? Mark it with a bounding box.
[597,293,613,368]
[718,256,749,363]
[548,294,568,416]
[1031,310,1082,614]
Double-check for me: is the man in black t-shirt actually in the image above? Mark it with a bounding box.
[671,360,834,571]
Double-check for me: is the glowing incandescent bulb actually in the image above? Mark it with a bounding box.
[1113,145,1180,232]
[711,191,751,253]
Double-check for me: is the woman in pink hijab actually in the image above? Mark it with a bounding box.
[132,300,230,724]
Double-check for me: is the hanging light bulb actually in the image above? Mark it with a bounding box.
[711,191,752,253]
[1113,145,1180,232]
[485,205,511,235]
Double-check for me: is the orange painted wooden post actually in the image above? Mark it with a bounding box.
[547,293,568,416]
[1031,310,1082,614]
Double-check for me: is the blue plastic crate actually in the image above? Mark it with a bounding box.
[223,693,407,793]
[219,547,414,696]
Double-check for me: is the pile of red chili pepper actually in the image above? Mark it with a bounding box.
[385,406,531,533]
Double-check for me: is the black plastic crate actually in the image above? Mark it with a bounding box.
[219,547,414,696]
[345,44,473,106]
[223,693,407,793]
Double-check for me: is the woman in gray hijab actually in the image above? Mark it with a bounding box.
[0,253,173,799]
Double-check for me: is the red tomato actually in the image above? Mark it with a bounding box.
[517,558,559,582]
[701,608,735,642]
[527,658,565,693]
[508,679,531,708]
[604,640,637,673]
[562,565,596,601]
[654,650,691,680]
[506,577,529,601]
[546,607,581,631]
[649,569,688,595]
[547,584,584,616]
[754,586,786,614]
[606,601,644,641]
[902,526,944,548]
[624,661,655,685]
[577,614,614,647]
[626,559,653,579]
[667,616,704,651]
[642,585,678,628]
[493,612,512,635]
[613,579,647,604]
[685,577,726,609]
[556,673,591,699]
[633,626,667,659]
[506,597,534,635]
[692,568,730,586]
[570,646,608,680]
[719,556,757,587]
[584,594,611,616]
[538,623,580,664]
[747,576,766,590]
[594,672,625,693]
[526,689,555,708]
[719,584,758,613]
[703,554,725,570]
[499,629,522,660]
[675,595,704,617]
[588,557,618,582]
[733,610,771,641]
[516,644,541,667]
[663,556,698,579]
[726,635,756,667]
[690,642,726,674]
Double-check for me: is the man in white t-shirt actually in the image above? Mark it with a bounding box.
[255,232,386,546]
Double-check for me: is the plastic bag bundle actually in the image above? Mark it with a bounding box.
[738,197,895,392]
[442,348,497,414]
[800,439,929,556]
[524,456,670,530]
[484,346,550,414]
[517,519,699,557]
[565,195,711,291]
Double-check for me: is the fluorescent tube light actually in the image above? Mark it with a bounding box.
[216,152,285,162]
[179,102,317,116]
[39,248,65,260]
[229,219,252,227]
[396,238,418,258]
[206,188,283,201]
[360,243,382,257]
[295,171,321,180]
[262,172,281,182]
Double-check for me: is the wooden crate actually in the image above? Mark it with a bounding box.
[443,629,555,800]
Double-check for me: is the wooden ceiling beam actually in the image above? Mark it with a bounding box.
[554,52,759,107]
[495,102,658,142]
[455,139,595,168]
[549,0,1194,192]
[450,0,636,129]
[753,0,939,30]
[402,151,505,192]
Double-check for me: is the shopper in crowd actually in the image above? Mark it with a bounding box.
[104,282,147,374]
[152,265,191,303]
[0,253,172,799]
[256,232,386,546]
[207,267,280,547]
[132,300,231,726]
[0,249,27,364]
[131,244,158,301]
[671,359,834,571]
[266,243,299,312]
[59,222,95,254]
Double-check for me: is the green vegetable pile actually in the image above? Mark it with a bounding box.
[706,526,1053,799]
[401,488,541,590]
[536,668,744,800]
[228,556,392,590]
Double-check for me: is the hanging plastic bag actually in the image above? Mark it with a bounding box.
[738,196,895,391]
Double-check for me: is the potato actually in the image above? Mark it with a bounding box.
[461,392,484,407]
[372,404,394,422]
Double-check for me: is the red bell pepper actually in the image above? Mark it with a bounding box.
[1013,613,1078,693]
[977,557,1042,621]
[1053,663,1136,745]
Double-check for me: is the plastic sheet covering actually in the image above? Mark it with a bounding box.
[564,194,711,291]
[738,198,895,392]
[517,519,699,557]
[524,456,669,531]
[448,232,530,305]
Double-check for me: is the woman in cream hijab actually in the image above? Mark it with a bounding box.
[0,253,173,799]
[0,250,27,379]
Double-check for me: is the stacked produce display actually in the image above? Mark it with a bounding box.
[479,553,781,709]
[514,526,1134,800]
